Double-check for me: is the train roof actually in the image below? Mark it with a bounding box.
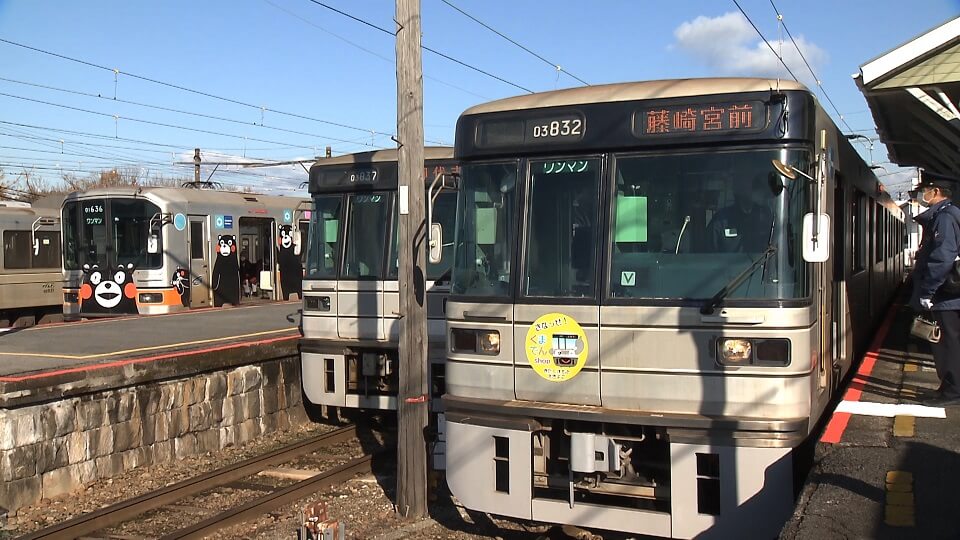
[0,203,59,219]
[309,146,453,169]
[461,78,812,115]
[62,187,307,208]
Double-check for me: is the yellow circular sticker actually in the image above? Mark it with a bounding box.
[525,312,589,382]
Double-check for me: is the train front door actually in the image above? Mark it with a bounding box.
[189,217,211,308]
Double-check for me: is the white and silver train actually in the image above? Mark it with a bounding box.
[0,197,62,327]
[441,79,904,538]
[61,187,309,318]
[300,147,458,413]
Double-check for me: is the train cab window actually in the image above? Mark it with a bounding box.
[388,191,458,281]
[112,199,162,269]
[79,199,108,267]
[521,157,600,298]
[307,195,342,279]
[451,162,518,297]
[609,149,809,301]
[342,193,390,278]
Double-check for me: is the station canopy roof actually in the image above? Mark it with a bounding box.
[855,16,960,178]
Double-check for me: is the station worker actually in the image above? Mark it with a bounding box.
[911,176,960,407]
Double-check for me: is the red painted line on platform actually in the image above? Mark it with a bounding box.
[820,301,901,444]
[0,333,300,383]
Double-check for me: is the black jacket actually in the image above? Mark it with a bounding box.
[912,199,960,311]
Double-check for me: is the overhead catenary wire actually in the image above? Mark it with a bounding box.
[766,0,857,135]
[0,124,313,189]
[730,0,800,83]
[303,0,533,93]
[0,76,390,148]
[438,0,589,86]
[0,120,327,156]
[0,90,383,151]
[261,0,489,102]
[0,36,402,137]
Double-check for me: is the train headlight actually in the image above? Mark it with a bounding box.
[303,295,331,312]
[719,339,752,365]
[450,329,500,355]
[478,331,501,354]
[138,292,164,304]
[717,338,791,366]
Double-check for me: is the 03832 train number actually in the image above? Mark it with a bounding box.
[531,119,583,139]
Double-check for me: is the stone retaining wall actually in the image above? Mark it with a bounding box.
[0,357,306,512]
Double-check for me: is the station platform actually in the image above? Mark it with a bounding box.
[782,294,960,539]
[0,302,301,408]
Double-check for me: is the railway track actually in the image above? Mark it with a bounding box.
[19,425,372,540]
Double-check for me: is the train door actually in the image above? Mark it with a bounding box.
[238,217,276,301]
[188,217,211,308]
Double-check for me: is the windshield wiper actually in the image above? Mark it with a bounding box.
[700,245,777,315]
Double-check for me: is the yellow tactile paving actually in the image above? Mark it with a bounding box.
[885,470,915,527]
[893,415,916,437]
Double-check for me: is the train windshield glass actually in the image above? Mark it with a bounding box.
[112,199,161,269]
[609,148,809,301]
[342,192,390,278]
[451,162,518,297]
[388,190,458,281]
[78,199,108,269]
[63,199,161,270]
[522,157,601,298]
[306,195,341,278]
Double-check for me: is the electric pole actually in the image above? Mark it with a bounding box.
[193,148,201,184]
[395,0,428,519]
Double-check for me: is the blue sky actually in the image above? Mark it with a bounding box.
[0,0,957,194]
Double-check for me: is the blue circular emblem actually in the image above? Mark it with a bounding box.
[215,216,224,228]
[173,213,187,231]
[283,210,292,223]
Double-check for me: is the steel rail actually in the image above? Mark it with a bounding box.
[159,454,373,539]
[17,425,357,540]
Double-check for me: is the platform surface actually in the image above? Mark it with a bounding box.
[782,295,960,539]
[0,302,301,407]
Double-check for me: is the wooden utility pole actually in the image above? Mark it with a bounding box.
[395,0,428,519]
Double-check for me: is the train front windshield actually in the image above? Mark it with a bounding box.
[452,148,810,302]
[306,190,460,281]
[62,198,162,271]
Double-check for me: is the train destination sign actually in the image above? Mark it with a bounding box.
[83,202,104,226]
[477,112,586,148]
[633,100,765,137]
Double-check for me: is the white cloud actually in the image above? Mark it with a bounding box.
[673,12,827,88]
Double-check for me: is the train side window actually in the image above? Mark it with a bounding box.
[875,205,884,264]
[852,190,866,273]
[2,230,30,269]
[33,231,61,269]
